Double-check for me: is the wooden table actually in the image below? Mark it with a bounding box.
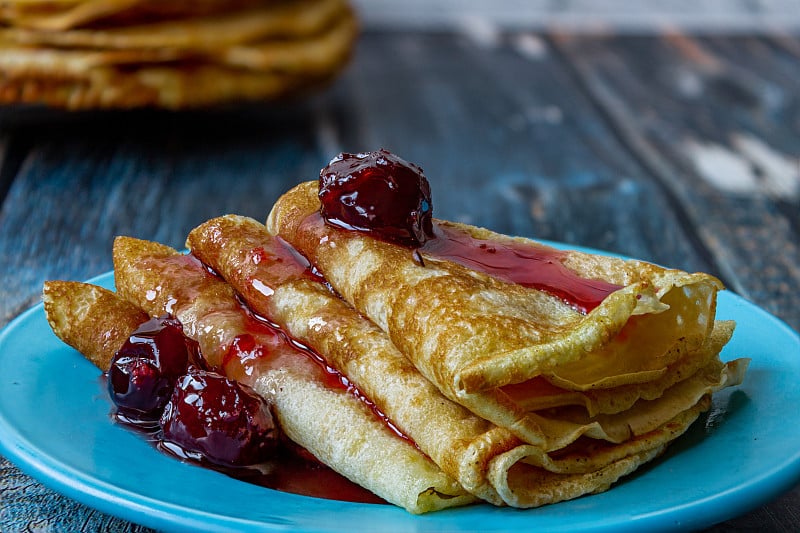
[1,29,799,531]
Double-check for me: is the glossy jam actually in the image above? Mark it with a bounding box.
[319,149,434,247]
[110,313,386,504]
[120,246,411,503]
[159,368,280,467]
[233,304,417,447]
[223,328,346,393]
[248,446,385,504]
[158,435,385,504]
[244,238,324,293]
[314,149,621,312]
[108,315,198,423]
[422,224,622,313]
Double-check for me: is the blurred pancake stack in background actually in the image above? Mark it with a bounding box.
[0,0,358,109]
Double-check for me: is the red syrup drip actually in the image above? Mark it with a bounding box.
[233,297,418,449]
[157,433,385,505]
[207,234,417,448]
[110,254,388,505]
[420,223,623,314]
[111,391,383,504]
[224,326,346,393]
[109,321,386,505]
[314,148,620,312]
[245,238,326,288]
[307,210,621,314]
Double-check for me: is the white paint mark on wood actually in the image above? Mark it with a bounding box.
[684,139,762,194]
[732,133,800,200]
[512,33,548,60]
[455,16,501,48]
[674,67,705,98]
[683,134,799,199]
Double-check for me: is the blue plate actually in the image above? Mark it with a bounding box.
[1,269,799,532]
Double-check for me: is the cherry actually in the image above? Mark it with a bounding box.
[159,369,279,466]
[318,149,434,247]
[108,315,197,423]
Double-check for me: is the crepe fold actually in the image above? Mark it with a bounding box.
[184,214,739,508]
[265,182,747,451]
[110,236,474,514]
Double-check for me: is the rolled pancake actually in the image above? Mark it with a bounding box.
[266,182,741,443]
[111,236,473,514]
[184,215,730,502]
[40,274,705,499]
[42,280,148,370]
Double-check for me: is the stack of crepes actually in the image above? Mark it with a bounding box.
[0,0,357,109]
[43,174,748,514]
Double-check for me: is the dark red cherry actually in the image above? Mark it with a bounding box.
[108,315,196,422]
[159,369,279,467]
[318,149,434,247]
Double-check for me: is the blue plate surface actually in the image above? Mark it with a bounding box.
[1,268,799,533]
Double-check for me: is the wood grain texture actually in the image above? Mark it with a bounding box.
[0,457,154,532]
[550,33,800,330]
[0,106,326,323]
[327,32,714,273]
[0,30,798,532]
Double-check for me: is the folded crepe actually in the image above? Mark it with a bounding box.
[108,237,474,514]
[185,214,741,507]
[266,181,748,450]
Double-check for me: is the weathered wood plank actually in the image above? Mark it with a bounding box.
[0,106,328,321]
[329,31,715,274]
[0,134,29,208]
[549,32,800,331]
[0,457,154,532]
